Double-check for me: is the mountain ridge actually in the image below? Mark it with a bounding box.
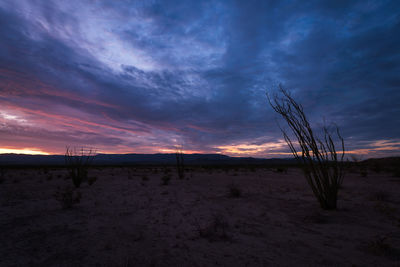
[0,153,296,166]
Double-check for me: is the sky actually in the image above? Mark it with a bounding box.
[0,0,399,158]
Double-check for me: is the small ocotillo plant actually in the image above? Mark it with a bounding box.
[268,86,345,210]
[65,146,95,188]
[0,167,5,184]
[175,146,185,179]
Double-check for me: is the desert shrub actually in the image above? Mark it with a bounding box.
[88,176,97,186]
[366,236,391,254]
[275,167,288,173]
[65,146,95,188]
[176,146,185,179]
[127,169,133,180]
[268,86,345,210]
[371,163,382,173]
[161,174,171,185]
[374,202,397,219]
[54,186,81,209]
[365,235,400,259]
[360,169,368,177]
[370,191,390,202]
[0,167,5,184]
[227,182,241,198]
[351,155,368,177]
[393,168,400,178]
[196,213,230,242]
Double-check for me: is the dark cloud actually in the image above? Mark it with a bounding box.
[0,0,399,157]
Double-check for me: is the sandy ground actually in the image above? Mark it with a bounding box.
[1,166,400,266]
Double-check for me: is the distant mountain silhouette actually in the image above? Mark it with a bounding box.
[0,153,297,166]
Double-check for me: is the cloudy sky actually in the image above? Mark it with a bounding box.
[0,0,399,158]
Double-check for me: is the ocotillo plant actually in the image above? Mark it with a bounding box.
[268,86,345,210]
[175,146,185,179]
[65,146,95,188]
[0,166,5,184]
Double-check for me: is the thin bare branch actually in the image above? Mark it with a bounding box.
[267,86,345,209]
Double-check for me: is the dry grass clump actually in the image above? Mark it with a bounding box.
[360,169,368,177]
[161,174,171,185]
[374,202,397,220]
[54,186,81,209]
[227,182,241,198]
[370,191,391,202]
[196,213,231,242]
[88,176,97,186]
[0,167,5,184]
[393,168,400,178]
[364,235,400,260]
[370,163,382,173]
[275,167,288,173]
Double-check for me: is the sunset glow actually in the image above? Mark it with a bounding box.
[0,148,50,155]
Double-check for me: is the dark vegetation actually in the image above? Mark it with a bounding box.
[268,86,345,210]
[0,153,299,166]
[195,213,231,242]
[227,182,242,198]
[65,147,95,188]
[363,157,400,177]
[0,166,5,184]
[54,185,81,209]
[0,158,398,176]
[365,235,400,260]
[161,173,171,185]
[175,146,185,179]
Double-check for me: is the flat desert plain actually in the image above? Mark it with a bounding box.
[1,166,400,266]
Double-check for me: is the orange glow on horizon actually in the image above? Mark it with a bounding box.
[0,148,50,155]
[216,141,290,157]
[158,148,205,154]
[0,138,398,158]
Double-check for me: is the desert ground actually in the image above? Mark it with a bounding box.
[1,166,399,266]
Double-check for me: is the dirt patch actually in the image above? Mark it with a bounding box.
[1,167,399,266]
